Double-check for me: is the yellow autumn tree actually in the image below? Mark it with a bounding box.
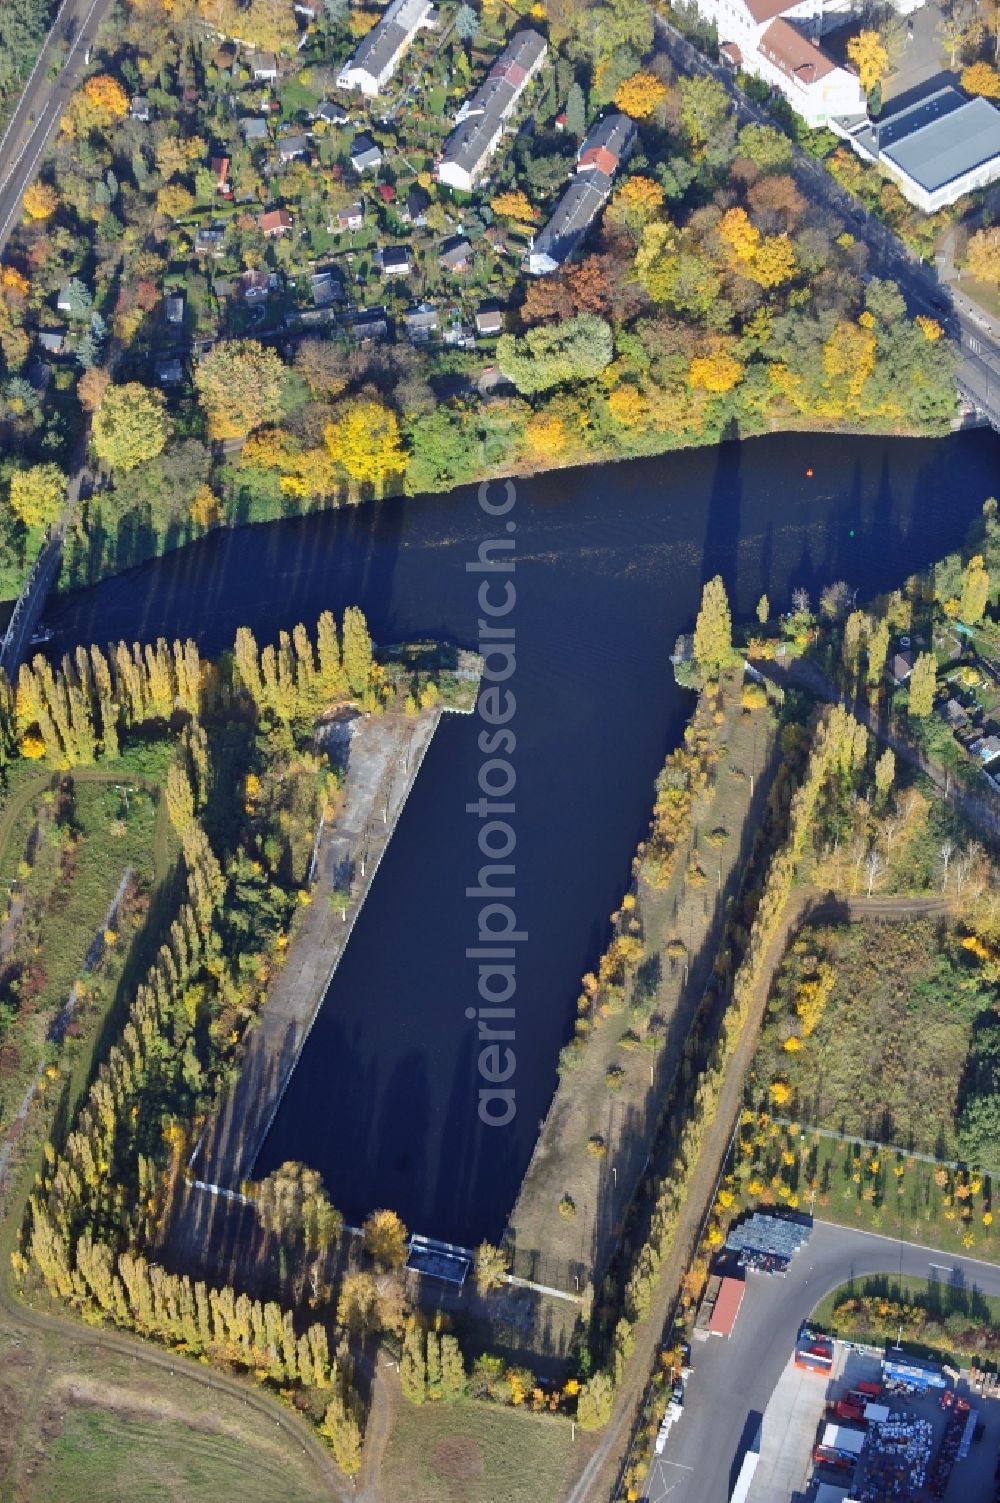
[608,176,665,235]
[613,71,669,119]
[607,384,649,427]
[718,206,760,264]
[9,463,65,530]
[22,182,58,220]
[1,266,29,298]
[749,233,796,288]
[524,411,568,461]
[194,340,286,439]
[960,61,1000,98]
[64,74,129,135]
[915,314,943,341]
[689,349,744,394]
[324,400,405,493]
[966,227,1000,284]
[491,190,534,221]
[847,30,888,93]
[822,320,876,405]
[156,184,195,220]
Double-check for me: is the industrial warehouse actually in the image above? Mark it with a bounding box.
[641,1214,1000,1503]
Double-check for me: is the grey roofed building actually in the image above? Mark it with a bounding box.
[848,87,1000,213]
[437,111,504,191]
[337,0,435,96]
[195,227,225,255]
[403,302,438,340]
[475,302,504,335]
[337,200,365,230]
[156,356,184,384]
[891,649,915,683]
[130,95,151,122]
[438,234,472,270]
[349,132,383,172]
[381,244,411,275]
[240,116,269,142]
[164,294,185,324]
[439,28,547,190]
[401,184,431,224]
[347,306,390,341]
[37,329,66,354]
[311,269,343,306]
[251,52,278,79]
[576,111,636,174]
[528,111,635,275]
[279,132,310,160]
[527,173,611,275]
[315,99,349,124]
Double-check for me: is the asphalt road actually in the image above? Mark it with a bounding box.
[653,14,1000,430]
[0,0,115,251]
[643,1219,1000,1503]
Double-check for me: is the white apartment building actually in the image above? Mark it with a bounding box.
[337,0,437,96]
[699,0,865,125]
[437,29,548,191]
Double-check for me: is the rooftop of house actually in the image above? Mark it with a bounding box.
[440,111,503,173]
[758,18,840,85]
[260,208,293,231]
[351,132,382,159]
[241,116,269,139]
[252,52,278,73]
[439,234,472,265]
[280,133,310,155]
[578,111,636,170]
[382,244,411,267]
[856,87,1000,193]
[745,0,797,25]
[531,172,611,265]
[348,0,432,78]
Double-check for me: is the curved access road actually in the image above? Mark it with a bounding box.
[642,1218,1000,1503]
[0,0,115,251]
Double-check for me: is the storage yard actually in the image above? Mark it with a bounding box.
[640,1217,1000,1503]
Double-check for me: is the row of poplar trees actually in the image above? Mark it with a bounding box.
[11,605,377,762]
[18,618,379,1447]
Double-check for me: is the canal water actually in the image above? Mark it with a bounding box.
[48,427,1000,1245]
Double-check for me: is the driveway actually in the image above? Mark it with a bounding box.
[643,1219,1000,1503]
[0,0,115,249]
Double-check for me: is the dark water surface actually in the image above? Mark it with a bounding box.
[49,428,1000,1245]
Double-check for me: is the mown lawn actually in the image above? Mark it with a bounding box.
[380,1398,578,1503]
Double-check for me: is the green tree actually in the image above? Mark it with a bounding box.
[866,617,890,688]
[736,123,793,173]
[907,651,936,718]
[692,575,733,678]
[8,462,64,530]
[92,384,170,473]
[566,80,586,136]
[677,75,730,145]
[439,1334,466,1400]
[577,1369,615,1429]
[497,315,614,394]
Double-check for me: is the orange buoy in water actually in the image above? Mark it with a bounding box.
[805,467,814,478]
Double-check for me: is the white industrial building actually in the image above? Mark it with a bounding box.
[437,29,548,191]
[838,86,1000,211]
[337,0,437,96]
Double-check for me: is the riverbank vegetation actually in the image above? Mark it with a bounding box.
[0,0,959,596]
